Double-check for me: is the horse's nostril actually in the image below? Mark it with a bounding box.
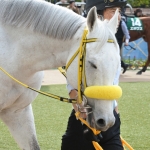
[97,119,106,127]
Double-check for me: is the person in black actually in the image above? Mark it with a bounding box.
[61,0,127,150]
[61,109,123,150]
[115,18,129,74]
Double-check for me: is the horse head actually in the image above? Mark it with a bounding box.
[67,7,121,131]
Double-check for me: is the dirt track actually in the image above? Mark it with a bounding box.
[42,70,150,85]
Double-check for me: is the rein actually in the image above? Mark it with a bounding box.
[0,67,77,104]
[124,45,136,51]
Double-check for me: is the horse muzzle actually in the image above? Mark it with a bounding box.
[84,85,122,131]
[95,115,115,131]
[88,111,115,131]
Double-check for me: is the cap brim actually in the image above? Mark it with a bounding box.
[105,2,127,8]
[86,3,105,12]
[86,1,127,13]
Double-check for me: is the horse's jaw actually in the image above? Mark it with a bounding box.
[87,99,115,131]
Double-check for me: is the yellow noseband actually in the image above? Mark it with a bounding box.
[84,85,122,100]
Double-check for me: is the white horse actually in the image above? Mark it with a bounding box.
[0,0,120,149]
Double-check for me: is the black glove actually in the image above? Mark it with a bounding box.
[83,125,103,142]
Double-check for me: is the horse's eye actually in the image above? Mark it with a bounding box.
[88,61,97,69]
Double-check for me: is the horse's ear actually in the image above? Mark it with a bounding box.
[87,7,97,32]
[107,9,119,34]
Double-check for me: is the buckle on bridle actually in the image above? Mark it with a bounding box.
[77,95,93,115]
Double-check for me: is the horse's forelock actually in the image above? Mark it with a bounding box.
[92,21,109,51]
[90,20,119,54]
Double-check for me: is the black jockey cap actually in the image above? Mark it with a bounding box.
[86,0,127,13]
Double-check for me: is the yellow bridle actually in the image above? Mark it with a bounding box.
[58,29,119,150]
[57,32,124,145]
[61,28,133,150]
[64,27,122,104]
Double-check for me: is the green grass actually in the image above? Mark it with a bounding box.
[0,83,150,150]
[118,82,150,150]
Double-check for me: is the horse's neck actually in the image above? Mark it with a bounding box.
[129,18,149,42]
[3,24,85,74]
[129,31,143,42]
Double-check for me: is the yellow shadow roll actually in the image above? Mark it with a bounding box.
[84,85,122,100]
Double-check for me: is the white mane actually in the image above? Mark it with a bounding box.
[0,0,86,40]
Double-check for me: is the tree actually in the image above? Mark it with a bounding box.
[128,0,150,8]
[46,0,84,3]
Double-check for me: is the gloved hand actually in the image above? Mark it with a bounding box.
[83,125,103,142]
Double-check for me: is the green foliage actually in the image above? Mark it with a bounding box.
[128,0,150,8]
[45,0,150,7]
[46,0,81,3]
[45,0,51,2]
[123,58,147,70]
[0,83,150,149]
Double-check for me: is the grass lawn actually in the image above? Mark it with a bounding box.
[0,82,150,150]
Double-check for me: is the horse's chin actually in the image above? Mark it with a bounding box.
[89,121,113,132]
[96,123,114,131]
